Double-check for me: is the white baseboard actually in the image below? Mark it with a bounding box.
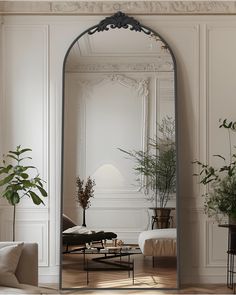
[182,274,227,284]
[39,266,59,284]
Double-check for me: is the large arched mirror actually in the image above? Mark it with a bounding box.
[61,12,178,290]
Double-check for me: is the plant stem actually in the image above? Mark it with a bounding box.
[228,129,232,163]
[13,205,16,241]
[155,128,158,208]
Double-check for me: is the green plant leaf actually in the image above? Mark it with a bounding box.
[7,154,19,161]
[213,154,226,161]
[11,192,20,205]
[36,185,47,197]
[20,173,29,179]
[18,148,32,154]
[0,174,14,186]
[21,180,33,188]
[23,166,36,170]
[18,157,33,162]
[0,165,13,175]
[8,151,20,156]
[29,191,45,205]
[34,177,43,187]
[3,190,14,204]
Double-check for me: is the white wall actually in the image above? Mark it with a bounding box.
[1,13,236,285]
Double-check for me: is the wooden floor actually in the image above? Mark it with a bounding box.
[57,251,233,294]
[62,251,177,289]
[43,283,234,294]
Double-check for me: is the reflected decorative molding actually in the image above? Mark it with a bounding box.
[74,73,149,193]
[107,74,149,97]
[77,73,149,101]
[66,60,174,73]
[0,1,235,15]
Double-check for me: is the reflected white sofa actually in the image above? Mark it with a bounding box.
[138,228,177,257]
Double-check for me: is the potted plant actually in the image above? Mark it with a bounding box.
[0,146,47,241]
[76,176,96,227]
[119,116,176,228]
[193,119,236,224]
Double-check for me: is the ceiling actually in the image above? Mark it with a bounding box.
[65,29,173,72]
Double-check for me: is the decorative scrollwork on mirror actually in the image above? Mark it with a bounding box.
[88,11,152,35]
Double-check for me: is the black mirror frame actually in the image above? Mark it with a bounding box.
[60,11,179,290]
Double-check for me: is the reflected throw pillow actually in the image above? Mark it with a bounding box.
[63,225,94,234]
[0,242,24,288]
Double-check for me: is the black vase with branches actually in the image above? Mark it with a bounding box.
[76,176,95,227]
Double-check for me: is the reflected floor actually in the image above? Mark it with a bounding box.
[62,252,177,289]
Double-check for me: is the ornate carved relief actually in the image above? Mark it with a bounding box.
[66,60,174,73]
[1,1,235,15]
[77,73,149,101]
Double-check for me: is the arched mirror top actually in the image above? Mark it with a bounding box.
[63,11,177,70]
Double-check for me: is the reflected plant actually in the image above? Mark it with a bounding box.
[119,116,176,208]
[76,176,96,227]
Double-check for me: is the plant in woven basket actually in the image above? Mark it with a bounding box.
[0,145,47,241]
[76,176,95,227]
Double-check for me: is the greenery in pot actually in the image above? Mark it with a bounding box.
[118,116,176,208]
[193,119,236,223]
[0,146,47,240]
[76,176,96,227]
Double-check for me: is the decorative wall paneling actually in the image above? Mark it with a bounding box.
[0,206,49,266]
[0,22,50,272]
[1,14,236,284]
[0,16,3,158]
[1,24,49,187]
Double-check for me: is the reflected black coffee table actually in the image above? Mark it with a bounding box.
[83,247,141,285]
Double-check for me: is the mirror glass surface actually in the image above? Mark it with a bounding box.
[61,16,177,289]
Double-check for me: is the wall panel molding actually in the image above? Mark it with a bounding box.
[75,73,149,193]
[205,220,227,268]
[2,24,49,198]
[0,206,49,266]
[16,220,48,266]
[1,1,236,15]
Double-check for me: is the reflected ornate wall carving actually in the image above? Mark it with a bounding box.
[66,60,174,73]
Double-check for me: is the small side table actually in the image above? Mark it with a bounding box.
[219,224,236,293]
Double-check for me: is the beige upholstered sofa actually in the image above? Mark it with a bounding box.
[0,242,52,294]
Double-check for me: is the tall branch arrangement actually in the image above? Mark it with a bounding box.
[76,176,96,210]
[193,119,236,221]
[0,146,47,240]
[119,116,176,208]
[76,176,96,227]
